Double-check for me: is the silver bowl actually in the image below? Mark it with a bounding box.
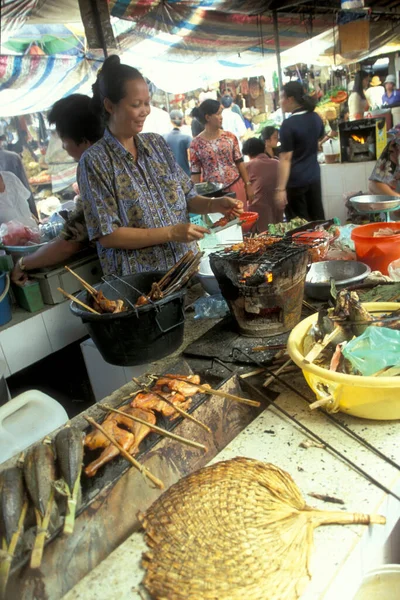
[350,195,400,213]
[194,182,224,197]
[305,260,371,300]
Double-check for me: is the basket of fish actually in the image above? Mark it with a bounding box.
[287,291,400,420]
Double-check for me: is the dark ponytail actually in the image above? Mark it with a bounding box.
[282,81,317,112]
[91,55,143,121]
[191,99,220,125]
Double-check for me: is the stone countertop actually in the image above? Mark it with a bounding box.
[63,374,400,600]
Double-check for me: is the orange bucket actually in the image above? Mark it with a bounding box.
[351,222,400,275]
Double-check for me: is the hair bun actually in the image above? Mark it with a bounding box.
[102,54,120,74]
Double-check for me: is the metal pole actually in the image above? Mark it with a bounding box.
[273,10,283,92]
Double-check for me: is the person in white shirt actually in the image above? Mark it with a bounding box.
[0,171,36,227]
[365,75,385,110]
[221,95,246,145]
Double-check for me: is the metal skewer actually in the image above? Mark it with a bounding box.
[215,355,400,502]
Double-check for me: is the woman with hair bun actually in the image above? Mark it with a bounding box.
[189,99,253,208]
[275,81,325,221]
[78,56,242,276]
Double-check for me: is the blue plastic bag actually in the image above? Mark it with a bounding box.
[342,326,400,376]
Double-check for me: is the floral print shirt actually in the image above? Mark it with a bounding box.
[369,135,400,193]
[189,131,242,188]
[77,129,197,276]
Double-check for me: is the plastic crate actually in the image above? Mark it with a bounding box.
[12,281,44,313]
[189,213,207,227]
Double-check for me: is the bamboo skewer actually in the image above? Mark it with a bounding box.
[84,416,164,489]
[64,265,97,295]
[303,327,341,364]
[99,404,208,451]
[131,378,211,433]
[57,288,100,315]
[263,359,293,388]
[31,489,55,569]
[0,500,28,599]
[151,375,261,408]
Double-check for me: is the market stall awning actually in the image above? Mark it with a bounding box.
[0,55,102,117]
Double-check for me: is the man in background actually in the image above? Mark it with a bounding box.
[163,110,192,175]
[0,134,37,218]
[382,75,400,107]
[221,95,246,146]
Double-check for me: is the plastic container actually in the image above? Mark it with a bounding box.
[0,272,11,326]
[12,281,44,312]
[0,390,68,464]
[287,302,400,420]
[70,272,187,366]
[322,138,340,163]
[351,222,400,275]
[239,212,258,233]
[353,565,400,600]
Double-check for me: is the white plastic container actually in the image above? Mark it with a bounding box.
[322,138,340,163]
[353,565,400,599]
[0,391,68,464]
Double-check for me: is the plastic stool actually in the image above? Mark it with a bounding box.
[0,390,68,464]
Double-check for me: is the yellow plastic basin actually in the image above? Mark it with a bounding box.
[287,303,400,420]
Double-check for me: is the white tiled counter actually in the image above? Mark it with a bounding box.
[0,301,87,376]
[63,375,400,600]
[321,161,376,224]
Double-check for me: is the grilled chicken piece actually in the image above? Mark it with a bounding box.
[84,428,134,477]
[84,419,121,450]
[132,391,191,418]
[128,408,156,456]
[155,378,202,398]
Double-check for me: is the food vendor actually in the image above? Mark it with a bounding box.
[11,94,103,285]
[368,127,400,198]
[78,56,242,276]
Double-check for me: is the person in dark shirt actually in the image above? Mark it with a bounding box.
[275,81,325,221]
[382,75,400,107]
[163,110,192,176]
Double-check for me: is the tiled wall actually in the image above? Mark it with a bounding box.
[0,302,87,376]
[320,161,376,224]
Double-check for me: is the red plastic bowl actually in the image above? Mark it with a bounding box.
[239,212,258,233]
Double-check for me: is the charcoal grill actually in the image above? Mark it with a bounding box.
[209,239,308,337]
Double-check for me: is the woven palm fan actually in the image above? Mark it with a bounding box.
[140,457,385,600]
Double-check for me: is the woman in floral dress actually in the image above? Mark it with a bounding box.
[77,57,242,276]
[189,100,254,208]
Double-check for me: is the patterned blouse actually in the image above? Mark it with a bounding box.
[369,135,400,193]
[189,131,242,189]
[77,129,197,276]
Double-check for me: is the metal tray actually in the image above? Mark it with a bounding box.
[350,195,400,213]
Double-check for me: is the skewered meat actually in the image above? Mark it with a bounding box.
[93,291,126,314]
[84,407,157,477]
[154,375,205,398]
[128,408,157,456]
[225,237,278,255]
[211,213,236,229]
[84,428,134,477]
[132,391,191,418]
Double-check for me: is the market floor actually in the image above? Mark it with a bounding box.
[6,339,95,418]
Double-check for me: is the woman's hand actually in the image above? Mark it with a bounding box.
[169,223,210,243]
[212,197,244,217]
[245,183,255,204]
[11,263,28,287]
[275,190,287,210]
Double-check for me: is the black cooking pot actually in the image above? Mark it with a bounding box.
[70,272,186,366]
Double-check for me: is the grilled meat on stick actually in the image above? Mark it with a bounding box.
[132,391,192,418]
[24,443,59,569]
[55,427,84,535]
[84,407,156,477]
[0,468,28,600]
[92,291,125,314]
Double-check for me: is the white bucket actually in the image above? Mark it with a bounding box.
[353,565,400,599]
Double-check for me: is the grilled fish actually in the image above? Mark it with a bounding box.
[55,427,83,493]
[24,443,56,517]
[0,467,27,546]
